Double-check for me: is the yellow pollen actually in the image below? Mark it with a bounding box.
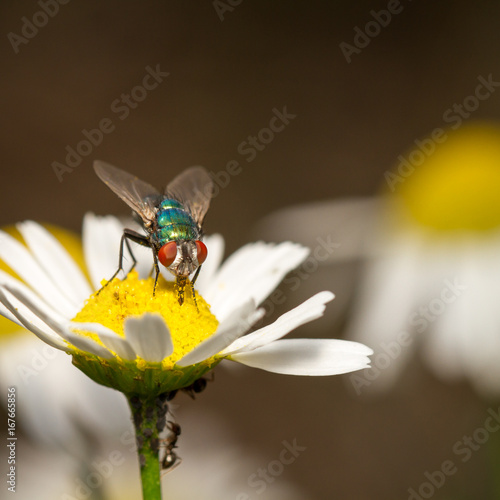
[72,271,219,369]
[392,123,500,233]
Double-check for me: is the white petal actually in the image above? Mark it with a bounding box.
[177,299,258,366]
[0,230,78,317]
[83,214,154,288]
[17,221,92,306]
[70,322,137,360]
[99,331,137,360]
[194,234,225,295]
[346,232,424,387]
[120,217,156,280]
[0,288,68,351]
[423,238,500,395]
[422,259,472,382]
[0,300,23,328]
[64,326,114,358]
[83,214,126,289]
[3,284,115,358]
[230,338,373,375]
[3,283,72,337]
[222,291,334,356]
[124,313,173,362]
[0,336,77,449]
[0,270,68,323]
[204,241,309,322]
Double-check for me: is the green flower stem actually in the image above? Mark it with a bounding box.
[127,393,171,500]
[140,440,161,500]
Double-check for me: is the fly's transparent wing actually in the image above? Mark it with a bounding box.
[94,161,161,224]
[165,166,213,226]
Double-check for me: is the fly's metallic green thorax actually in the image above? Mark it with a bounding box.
[153,198,200,245]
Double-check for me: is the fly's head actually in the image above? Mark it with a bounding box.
[158,240,207,277]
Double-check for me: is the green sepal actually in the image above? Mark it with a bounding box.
[71,353,221,397]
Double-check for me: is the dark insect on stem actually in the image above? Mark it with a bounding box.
[160,421,182,473]
[181,372,214,399]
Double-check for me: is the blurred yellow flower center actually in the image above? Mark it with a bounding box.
[72,271,219,369]
[395,123,500,232]
[0,224,86,338]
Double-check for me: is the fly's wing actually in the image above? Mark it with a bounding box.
[94,161,161,225]
[165,166,213,227]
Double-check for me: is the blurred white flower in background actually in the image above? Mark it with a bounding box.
[0,333,131,455]
[256,122,500,396]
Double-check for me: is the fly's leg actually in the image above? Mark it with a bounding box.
[191,265,202,287]
[152,250,161,296]
[120,229,151,276]
[190,283,198,311]
[97,229,150,294]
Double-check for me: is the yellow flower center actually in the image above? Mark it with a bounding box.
[393,123,500,233]
[72,271,219,369]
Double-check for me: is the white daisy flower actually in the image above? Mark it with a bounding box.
[256,122,500,396]
[0,214,372,391]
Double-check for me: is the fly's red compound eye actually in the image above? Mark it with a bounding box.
[195,240,208,264]
[158,241,178,268]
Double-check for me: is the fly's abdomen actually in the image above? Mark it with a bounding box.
[155,199,199,244]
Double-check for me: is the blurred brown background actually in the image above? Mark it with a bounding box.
[2,1,500,499]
